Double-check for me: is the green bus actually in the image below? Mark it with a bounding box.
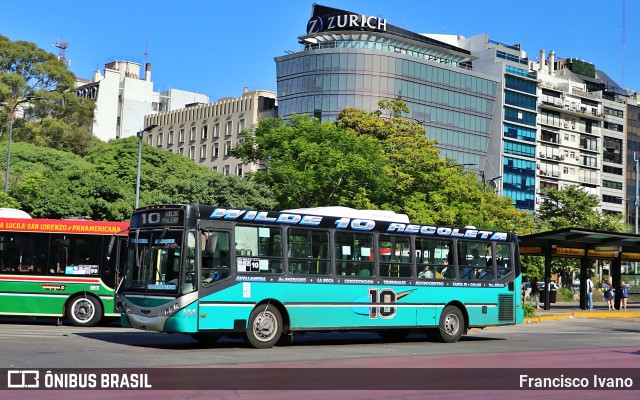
[0,216,129,326]
[120,205,523,348]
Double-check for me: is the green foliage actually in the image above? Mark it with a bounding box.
[234,98,533,232]
[521,255,544,280]
[233,114,388,209]
[0,140,276,221]
[87,138,277,211]
[539,185,625,231]
[0,35,98,156]
[557,287,575,302]
[522,303,536,318]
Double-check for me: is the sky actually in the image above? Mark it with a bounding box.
[1,0,639,101]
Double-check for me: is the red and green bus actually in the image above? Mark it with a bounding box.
[0,215,129,326]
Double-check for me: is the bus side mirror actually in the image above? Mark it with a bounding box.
[107,236,115,261]
[206,234,218,255]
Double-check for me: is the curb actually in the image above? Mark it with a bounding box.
[525,311,640,323]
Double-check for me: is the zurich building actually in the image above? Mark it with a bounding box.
[275,4,500,173]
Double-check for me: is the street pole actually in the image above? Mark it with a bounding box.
[135,131,143,209]
[5,97,43,193]
[134,124,158,209]
[635,152,639,273]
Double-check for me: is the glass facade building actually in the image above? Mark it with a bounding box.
[275,4,499,168]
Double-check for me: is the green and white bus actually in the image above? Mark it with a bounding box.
[120,204,523,348]
[0,215,129,326]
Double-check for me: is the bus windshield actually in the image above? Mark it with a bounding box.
[124,229,185,294]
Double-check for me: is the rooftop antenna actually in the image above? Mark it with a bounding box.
[144,39,149,63]
[54,38,70,67]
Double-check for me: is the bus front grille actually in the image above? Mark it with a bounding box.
[498,294,514,322]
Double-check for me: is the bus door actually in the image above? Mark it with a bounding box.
[197,223,232,330]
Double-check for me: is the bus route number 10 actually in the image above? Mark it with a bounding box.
[368,288,397,319]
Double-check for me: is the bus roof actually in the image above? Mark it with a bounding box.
[283,207,410,223]
[0,208,32,219]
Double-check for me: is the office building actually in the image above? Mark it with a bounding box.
[142,88,277,175]
[76,60,208,141]
[275,4,500,170]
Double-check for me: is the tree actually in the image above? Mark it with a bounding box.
[233,114,390,209]
[86,138,278,211]
[0,35,98,156]
[538,185,625,231]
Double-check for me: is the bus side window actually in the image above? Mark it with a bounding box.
[201,231,230,286]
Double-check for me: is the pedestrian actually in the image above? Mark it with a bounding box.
[530,277,540,309]
[620,281,629,311]
[586,276,594,310]
[603,278,615,310]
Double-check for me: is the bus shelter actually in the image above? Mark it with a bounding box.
[519,228,640,310]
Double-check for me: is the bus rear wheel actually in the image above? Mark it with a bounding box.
[244,304,282,349]
[67,295,102,327]
[436,305,464,343]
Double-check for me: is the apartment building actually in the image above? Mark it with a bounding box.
[142,88,277,176]
[76,60,208,141]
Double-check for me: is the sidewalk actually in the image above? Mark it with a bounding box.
[524,301,640,323]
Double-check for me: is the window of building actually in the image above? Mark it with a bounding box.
[602,180,623,190]
[200,144,207,159]
[201,125,208,140]
[224,141,231,156]
[190,126,196,142]
[225,121,232,136]
[213,123,220,138]
[168,131,174,145]
[189,146,195,160]
[147,135,152,145]
[603,165,623,175]
[212,143,219,158]
[178,147,184,155]
[237,119,246,134]
[602,195,623,204]
[178,129,185,143]
[224,165,230,176]
[157,132,163,147]
[236,164,243,176]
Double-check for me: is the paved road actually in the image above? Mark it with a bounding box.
[1,315,639,399]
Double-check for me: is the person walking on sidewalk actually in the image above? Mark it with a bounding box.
[530,277,541,309]
[620,281,629,311]
[603,278,615,310]
[586,276,594,310]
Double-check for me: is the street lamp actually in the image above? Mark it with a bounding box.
[5,96,43,193]
[135,124,158,209]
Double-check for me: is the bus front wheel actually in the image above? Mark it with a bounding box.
[67,295,102,327]
[244,304,282,349]
[437,306,464,343]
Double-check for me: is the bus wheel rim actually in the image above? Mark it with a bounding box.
[253,311,277,342]
[73,299,94,322]
[443,313,459,335]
